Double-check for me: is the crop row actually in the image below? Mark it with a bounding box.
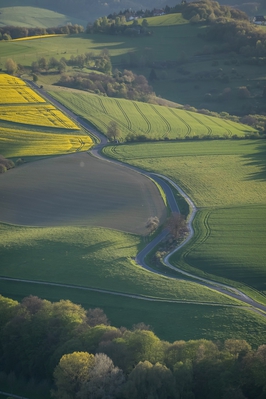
[0,105,80,129]
[49,91,255,140]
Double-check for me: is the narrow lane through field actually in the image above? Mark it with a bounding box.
[25,82,266,316]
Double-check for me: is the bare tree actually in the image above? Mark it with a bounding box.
[167,213,188,240]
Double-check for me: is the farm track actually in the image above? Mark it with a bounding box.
[11,80,266,317]
[168,108,191,136]
[132,102,151,134]
[185,111,212,136]
[0,276,244,307]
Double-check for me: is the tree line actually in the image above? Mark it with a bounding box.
[0,294,265,399]
[0,24,84,41]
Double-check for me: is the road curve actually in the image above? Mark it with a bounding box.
[24,82,266,316]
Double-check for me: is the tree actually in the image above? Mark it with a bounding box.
[86,308,109,327]
[167,212,188,240]
[78,353,125,399]
[5,58,17,75]
[106,121,121,141]
[124,361,176,399]
[149,68,157,81]
[52,352,95,399]
[145,216,159,234]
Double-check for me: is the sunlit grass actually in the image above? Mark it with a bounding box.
[49,91,255,140]
[0,223,242,305]
[103,140,266,298]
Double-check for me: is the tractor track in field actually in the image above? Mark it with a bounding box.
[132,101,151,134]
[114,99,132,131]
[168,108,192,136]
[151,104,171,136]
[205,115,232,137]
[185,111,212,136]
[11,80,266,318]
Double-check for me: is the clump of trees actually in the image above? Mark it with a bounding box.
[58,68,153,102]
[0,294,266,398]
[87,16,152,37]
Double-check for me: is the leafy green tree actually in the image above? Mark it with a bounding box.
[78,353,125,399]
[52,352,95,399]
[124,361,176,399]
[0,295,18,328]
[106,121,121,141]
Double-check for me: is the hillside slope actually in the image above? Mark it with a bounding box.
[0,6,86,27]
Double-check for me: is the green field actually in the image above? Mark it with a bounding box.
[48,90,255,140]
[1,277,266,345]
[0,223,242,304]
[103,140,266,297]
[0,6,86,27]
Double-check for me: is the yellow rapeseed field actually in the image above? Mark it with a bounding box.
[0,87,46,103]
[0,74,80,130]
[0,126,93,157]
[0,74,25,86]
[0,105,80,129]
[12,34,62,41]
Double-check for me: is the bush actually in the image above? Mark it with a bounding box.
[0,155,15,170]
[0,164,7,173]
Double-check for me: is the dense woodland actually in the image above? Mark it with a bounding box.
[0,294,266,399]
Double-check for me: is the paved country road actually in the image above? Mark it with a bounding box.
[22,81,266,317]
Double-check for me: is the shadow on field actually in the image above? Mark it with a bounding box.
[242,140,266,181]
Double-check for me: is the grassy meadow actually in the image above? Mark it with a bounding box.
[1,277,266,345]
[103,140,266,299]
[2,222,266,346]
[48,90,255,140]
[0,6,86,28]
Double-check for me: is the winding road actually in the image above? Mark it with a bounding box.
[21,81,266,316]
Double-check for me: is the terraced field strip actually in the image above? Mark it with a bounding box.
[0,105,80,129]
[0,127,93,157]
[0,87,46,104]
[49,90,257,140]
[0,74,25,86]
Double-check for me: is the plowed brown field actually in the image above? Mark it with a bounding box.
[0,153,166,234]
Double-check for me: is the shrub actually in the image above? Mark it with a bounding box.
[0,164,7,173]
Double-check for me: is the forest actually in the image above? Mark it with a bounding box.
[0,294,265,399]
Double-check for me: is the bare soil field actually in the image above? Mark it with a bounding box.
[0,152,166,234]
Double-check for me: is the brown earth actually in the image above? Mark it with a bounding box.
[0,152,167,234]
